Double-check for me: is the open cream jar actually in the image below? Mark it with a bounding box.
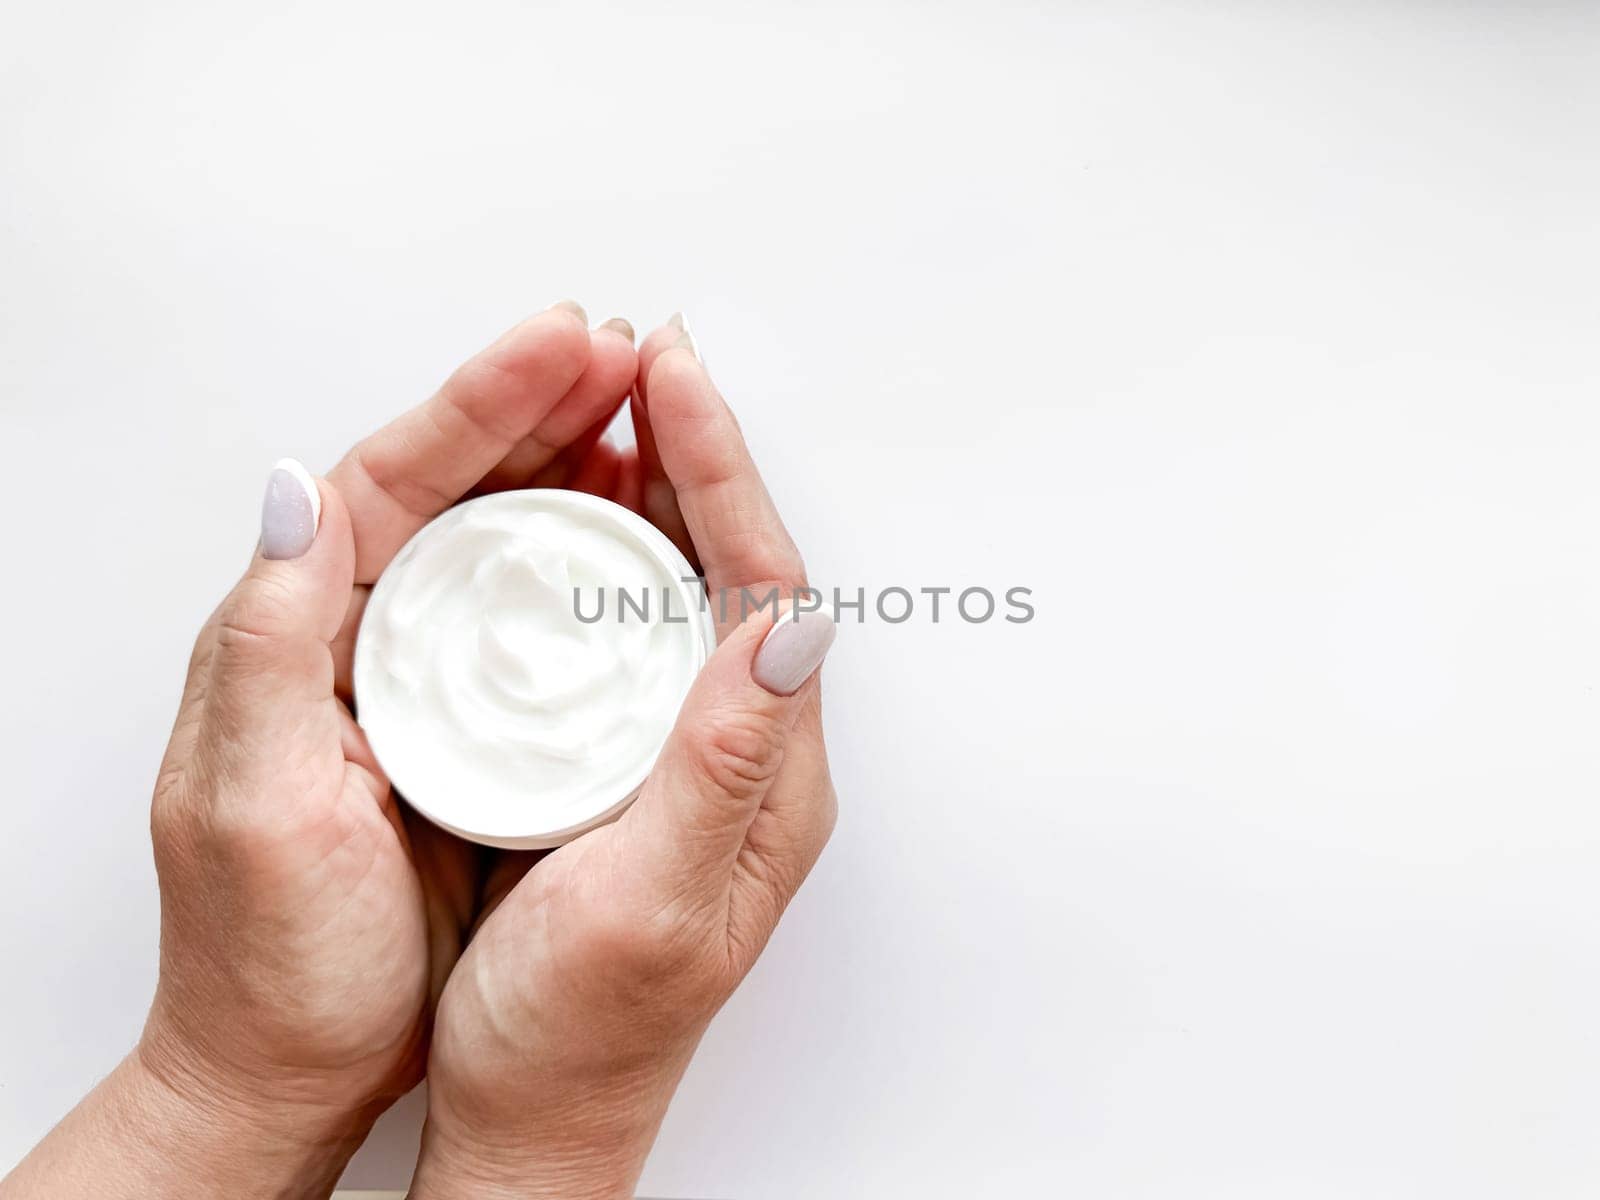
[353,489,714,848]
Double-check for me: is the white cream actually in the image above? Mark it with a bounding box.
[353,489,713,848]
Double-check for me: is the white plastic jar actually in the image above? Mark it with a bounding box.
[353,489,714,848]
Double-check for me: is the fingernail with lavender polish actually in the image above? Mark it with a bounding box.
[667,311,702,364]
[261,458,322,560]
[752,608,838,696]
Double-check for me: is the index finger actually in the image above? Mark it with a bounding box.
[329,302,592,583]
[638,324,806,637]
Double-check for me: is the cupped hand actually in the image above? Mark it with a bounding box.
[410,322,840,1200]
[138,303,641,1176]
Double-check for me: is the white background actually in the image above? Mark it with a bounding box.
[4,2,1600,1196]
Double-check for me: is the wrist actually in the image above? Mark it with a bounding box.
[127,1030,384,1196]
[1,1048,380,1200]
[408,1127,641,1200]
[409,1060,688,1200]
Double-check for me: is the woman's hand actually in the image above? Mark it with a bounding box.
[409,323,839,1200]
[3,302,640,1199]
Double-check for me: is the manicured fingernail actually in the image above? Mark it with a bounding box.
[752,608,837,696]
[549,299,588,323]
[667,311,701,363]
[599,316,635,343]
[261,458,321,560]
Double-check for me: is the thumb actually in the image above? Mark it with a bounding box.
[202,459,355,769]
[626,604,838,888]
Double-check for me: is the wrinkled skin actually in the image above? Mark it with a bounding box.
[2,308,836,1200]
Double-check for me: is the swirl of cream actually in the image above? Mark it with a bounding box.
[353,490,713,847]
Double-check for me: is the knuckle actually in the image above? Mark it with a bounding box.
[210,581,328,697]
[197,793,271,853]
[350,442,454,520]
[692,710,788,802]
[148,788,195,864]
[191,780,349,880]
[584,902,713,995]
[588,908,670,971]
[217,576,297,647]
[148,769,230,885]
